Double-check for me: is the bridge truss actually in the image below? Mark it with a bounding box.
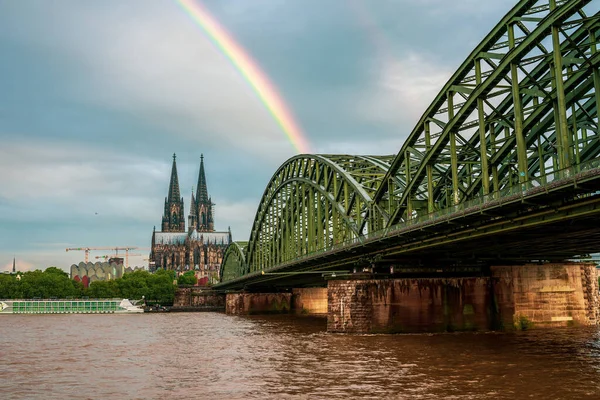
[220,0,600,285]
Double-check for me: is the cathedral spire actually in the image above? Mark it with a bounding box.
[12,257,16,273]
[194,154,214,232]
[162,153,185,232]
[196,154,209,204]
[168,153,181,203]
[188,187,197,232]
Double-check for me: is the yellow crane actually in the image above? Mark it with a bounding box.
[65,247,138,263]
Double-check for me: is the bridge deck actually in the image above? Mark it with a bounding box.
[216,167,600,290]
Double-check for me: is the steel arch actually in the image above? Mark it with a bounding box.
[372,0,599,228]
[242,154,395,274]
[220,241,248,282]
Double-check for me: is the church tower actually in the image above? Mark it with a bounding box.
[161,153,186,232]
[188,187,197,232]
[189,154,214,232]
[150,153,230,275]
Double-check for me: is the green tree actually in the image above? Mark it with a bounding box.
[118,270,150,300]
[0,266,175,305]
[0,274,22,299]
[155,268,176,282]
[177,270,197,286]
[147,270,176,304]
[86,280,121,298]
[71,279,85,296]
[44,266,69,278]
[116,270,175,305]
[18,269,81,299]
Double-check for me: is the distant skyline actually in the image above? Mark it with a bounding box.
[0,0,515,271]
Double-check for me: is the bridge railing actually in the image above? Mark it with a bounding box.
[379,158,600,237]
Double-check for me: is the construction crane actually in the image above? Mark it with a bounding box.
[95,253,143,268]
[65,247,138,263]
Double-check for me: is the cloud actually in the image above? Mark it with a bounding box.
[0,137,165,220]
[214,199,260,241]
[30,242,74,249]
[316,139,401,156]
[1,2,301,160]
[417,0,515,15]
[358,52,451,128]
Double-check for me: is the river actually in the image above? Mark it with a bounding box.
[1,313,600,399]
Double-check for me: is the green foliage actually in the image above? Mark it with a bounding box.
[118,270,150,300]
[177,270,198,286]
[0,269,81,299]
[44,266,69,278]
[0,267,176,305]
[155,268,176,281]
[0,274,23,298]
[87,270,176,305]
[86,280,121,299]
[145,271,176,305]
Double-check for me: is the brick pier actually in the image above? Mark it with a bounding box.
[327,263,599,333]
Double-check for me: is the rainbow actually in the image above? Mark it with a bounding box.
[176,0,311,154]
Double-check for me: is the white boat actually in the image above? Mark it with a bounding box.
[0,298,144,314]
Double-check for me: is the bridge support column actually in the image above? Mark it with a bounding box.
[327,275,495,333]
[327,263,598,333]
[225,292,291,315]
[491,263,599,329]
[225,289,328,316]
[173,287,225,311]
[292,288,327,316]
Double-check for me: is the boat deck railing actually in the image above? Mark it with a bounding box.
[2,299,132,314]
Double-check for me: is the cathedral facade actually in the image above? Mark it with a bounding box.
[149,154,231,283]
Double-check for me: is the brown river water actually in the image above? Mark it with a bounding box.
[1,313,600,399]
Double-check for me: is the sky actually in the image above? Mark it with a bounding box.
[0,0,515,272]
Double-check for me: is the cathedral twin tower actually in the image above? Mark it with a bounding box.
[161,153,214,233]
[150,154,230,277]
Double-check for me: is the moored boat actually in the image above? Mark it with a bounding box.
[0,298,144,314]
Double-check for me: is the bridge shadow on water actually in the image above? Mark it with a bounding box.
[225,313,600,399]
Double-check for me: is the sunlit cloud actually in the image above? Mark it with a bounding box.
[372,52,451,122]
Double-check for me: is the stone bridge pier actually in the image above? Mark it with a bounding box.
[327,263,599,333]
[225,287,328,316]
[224,263,598,333]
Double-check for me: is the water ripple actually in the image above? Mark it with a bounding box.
[1,314,600,399]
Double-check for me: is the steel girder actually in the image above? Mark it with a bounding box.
[237,155,396,275]
[220,241,247,282]
[372,0,600,227]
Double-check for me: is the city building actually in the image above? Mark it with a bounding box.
[149,154,231,283]
[70,261,144,288]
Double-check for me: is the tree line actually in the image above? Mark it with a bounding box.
[0,268,176,305]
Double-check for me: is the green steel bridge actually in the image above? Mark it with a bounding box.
[217,0,600,290]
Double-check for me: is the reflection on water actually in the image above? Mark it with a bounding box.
[1,313,600,399]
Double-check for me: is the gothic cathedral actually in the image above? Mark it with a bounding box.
[149,154,231,283]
